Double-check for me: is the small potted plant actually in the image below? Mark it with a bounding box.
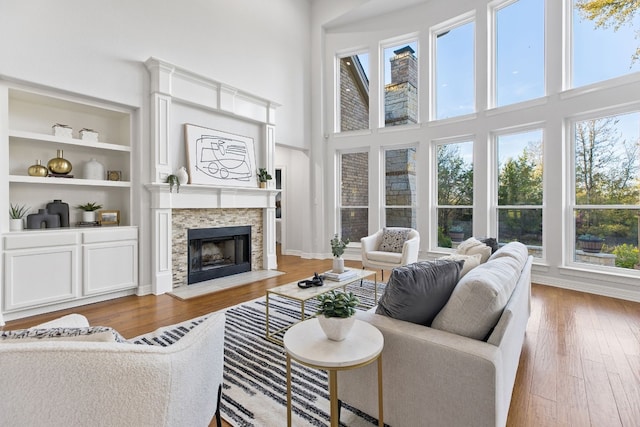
[330,233,349,273]
[578,233,605,253]
[316,290,360,341]
[9,203,29,231]
[257,168,272,188]
[448,225,464,242]
[76,202,103,222]
[166,174,180,193]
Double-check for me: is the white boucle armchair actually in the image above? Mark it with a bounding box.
[361,227,420,280]
[0,312,225,427]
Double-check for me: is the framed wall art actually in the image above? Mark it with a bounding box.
[184,123,257,188]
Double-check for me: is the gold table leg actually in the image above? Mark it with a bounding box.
[287,354,292,427]
[378,354,384,426]
[329,369,339,427]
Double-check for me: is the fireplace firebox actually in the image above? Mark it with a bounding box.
[188,226,251,284]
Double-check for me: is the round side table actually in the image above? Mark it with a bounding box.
[283,318,384,427]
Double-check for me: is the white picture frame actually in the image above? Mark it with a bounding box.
[184,123,257,188]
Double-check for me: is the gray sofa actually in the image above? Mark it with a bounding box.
[338,242,532,427]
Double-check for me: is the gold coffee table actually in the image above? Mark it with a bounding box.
[265,269,377,345]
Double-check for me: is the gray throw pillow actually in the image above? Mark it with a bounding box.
[379,227,410,253]
[375,259,463,326]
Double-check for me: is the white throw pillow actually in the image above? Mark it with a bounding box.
[379,227,410,253]
[439,253,482,277]
[455,237,492,263]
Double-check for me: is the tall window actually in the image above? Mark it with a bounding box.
[434,18,475,120]
[340,152,369,242]
[494,0,544,107]
[385,147,417,227]
[572,0,640,87]
[383,41,418,127]
[436,141,474,247]
[573,112,640,269]
[338,53,370,132]
[497,129,543,255]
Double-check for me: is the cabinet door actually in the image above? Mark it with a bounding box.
[83,240,138,296]
[4,246,78,311]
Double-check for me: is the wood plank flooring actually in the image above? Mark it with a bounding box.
[4,248,640,427]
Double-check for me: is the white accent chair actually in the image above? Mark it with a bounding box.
[361,227,420,281]
[0,312,225,427]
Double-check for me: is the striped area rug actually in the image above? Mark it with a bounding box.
[221,280,386,427]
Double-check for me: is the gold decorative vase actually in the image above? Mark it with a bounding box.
[28,160,49,177]
[47,149,72,175]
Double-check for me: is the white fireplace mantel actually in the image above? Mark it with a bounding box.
[145,183,278,210]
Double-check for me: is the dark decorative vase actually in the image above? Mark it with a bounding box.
[46,199,70,227]
[27,209,61,229]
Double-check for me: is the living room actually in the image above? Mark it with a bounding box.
[1,0,639,426]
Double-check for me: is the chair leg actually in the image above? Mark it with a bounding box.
[215,383,222,427]
[361,266,365,286]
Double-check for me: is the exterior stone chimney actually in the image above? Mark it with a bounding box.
[385,46,418,126]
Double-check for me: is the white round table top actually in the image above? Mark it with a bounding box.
[283,318,383,368]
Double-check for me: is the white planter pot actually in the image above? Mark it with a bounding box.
[175,166,189,185]
[332,257,345,273]
[317,315,356,341]
[9,218,23,231]
[82,211,96,222]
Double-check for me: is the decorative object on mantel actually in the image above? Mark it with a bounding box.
[184,123,257,188]
[52,123,72,138]
[27,160,48,177]
[46,199,70,227]
[175,166,189,185]
[79,128,99,142]
[47,149,72,175]
[107,170,121,181]
[166,174,180,193]
[330,233,349,274]
[257,167,272,188]
[83,158,105,180]
[316,290,359,341]
[76,202,103,223]
[26,208,60,229]
[9,203,29,231]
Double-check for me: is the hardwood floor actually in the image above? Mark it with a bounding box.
[4,248,640,427]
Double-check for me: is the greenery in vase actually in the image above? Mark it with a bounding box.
[257,168,272,183]
[76,202,103,212]
[316,290,359,318]
[330,233,349,258]
[578,233,604,242]
[9,203,29,219]
[166,174,180,193]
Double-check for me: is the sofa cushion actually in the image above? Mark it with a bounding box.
[431,255,522,340]
[438,253,481,277]
[455,237,492,263]
[0,326,127,343]
[379,227,410,253]
[375,259,463,326]
[489,241,529,268]
[366,250,403,263]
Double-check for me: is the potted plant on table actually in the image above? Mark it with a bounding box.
[166,174,181,193]
[76,202,103,223]
[316,290,360,341]
[9,203,29,231]
[257,168,272,188]
[330,234,349,273]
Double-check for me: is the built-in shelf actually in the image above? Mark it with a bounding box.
[9,175,131,187]
[9,129,131,152]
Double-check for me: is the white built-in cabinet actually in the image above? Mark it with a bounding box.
[0,81,138,320]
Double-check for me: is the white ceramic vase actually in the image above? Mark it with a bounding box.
[84,158,104,180]
[175,167,189,185]
[9,218,23,231]
[318,315,356,341]
[332,257,345,274]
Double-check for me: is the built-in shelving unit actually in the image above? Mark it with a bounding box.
[1,81,139,320]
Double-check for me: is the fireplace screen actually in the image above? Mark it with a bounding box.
[188,225,251,284]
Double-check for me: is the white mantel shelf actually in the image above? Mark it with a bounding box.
[145,183,278,210]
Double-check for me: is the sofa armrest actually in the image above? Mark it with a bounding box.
[338,311,504,427]
[32,314,90,329]
[361,230,383,260]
